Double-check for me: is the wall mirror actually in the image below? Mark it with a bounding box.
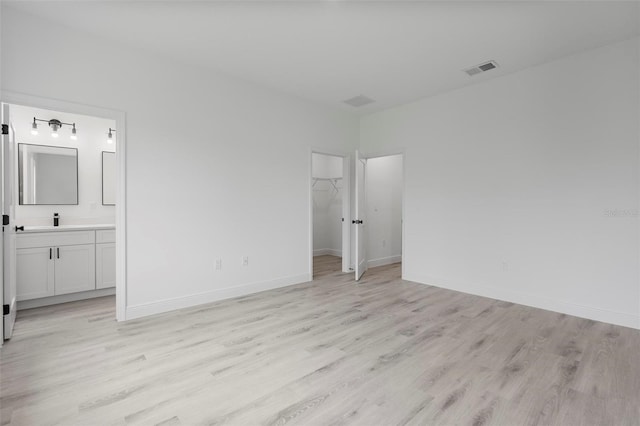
[18,143,78,205]
[102,151,116,205]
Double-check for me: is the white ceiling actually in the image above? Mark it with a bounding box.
[5,1,640,114]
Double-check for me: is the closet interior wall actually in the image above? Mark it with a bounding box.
[312,153,343,257]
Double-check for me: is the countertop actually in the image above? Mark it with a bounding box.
[19,224,115,233]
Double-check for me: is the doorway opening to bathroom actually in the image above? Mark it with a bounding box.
[1,94,126,344]
[311,152,350,280]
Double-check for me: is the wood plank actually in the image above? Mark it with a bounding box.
[1,258,638,425]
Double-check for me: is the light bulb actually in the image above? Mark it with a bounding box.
[107,137,113,144]
[50,121,60,138]
[31,119,38,135]
[107,128,114,144]
[70,125,77,140]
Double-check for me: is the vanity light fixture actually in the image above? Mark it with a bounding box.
[32,117,78,140]
[107,128,116,144]
[49,119,61,138]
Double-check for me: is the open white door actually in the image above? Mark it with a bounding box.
[354,150,367,281]
[2,103,17,340]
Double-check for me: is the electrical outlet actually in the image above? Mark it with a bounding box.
[242,256,249,266]
[215,258,222,270]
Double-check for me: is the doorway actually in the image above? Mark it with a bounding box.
[352,152,404,282]
[311,152,350,279]
[365,154,403,269]
[1,94,126,345]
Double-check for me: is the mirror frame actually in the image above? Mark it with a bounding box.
[18,143,79,206]
[102,151,116,206]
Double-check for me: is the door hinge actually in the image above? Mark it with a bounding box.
[1,124,8,135]
[2,215,8,226]
[3,304,9,315]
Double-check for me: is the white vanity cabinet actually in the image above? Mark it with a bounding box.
[16,228,114,303]
[96,230,116,289]
[15,247,55,300]
[54,244,96,295]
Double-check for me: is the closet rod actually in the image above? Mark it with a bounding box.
[312,177,342,191]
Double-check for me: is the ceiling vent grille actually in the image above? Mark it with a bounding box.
[463,60,499,77]
[344,95,375,107]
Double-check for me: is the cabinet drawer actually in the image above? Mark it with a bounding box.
[17,231,95,249]
[96,229,116,244]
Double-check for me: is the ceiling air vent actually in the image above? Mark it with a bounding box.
[463,60,499,77]
[344,95,375,107]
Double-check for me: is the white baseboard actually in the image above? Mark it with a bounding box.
[18,287,116,310]
[404,273,640,330]
[368,255,402,268]
[313,248,342,257]
[125,273,311,320]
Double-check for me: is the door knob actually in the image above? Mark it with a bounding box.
[15,226,24,232]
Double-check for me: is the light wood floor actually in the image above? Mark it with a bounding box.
[1,255,639,425]
[313,254,344,279]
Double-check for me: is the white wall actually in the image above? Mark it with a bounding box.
[1,7,358,318]
[312,153,343,257]
[11,104,116,226]
[366,155,402,268]
[361,37,640,329]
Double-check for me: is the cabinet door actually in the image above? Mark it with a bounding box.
[96,243,116,289]
[54,244,96,295]
[16,247,55,301]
